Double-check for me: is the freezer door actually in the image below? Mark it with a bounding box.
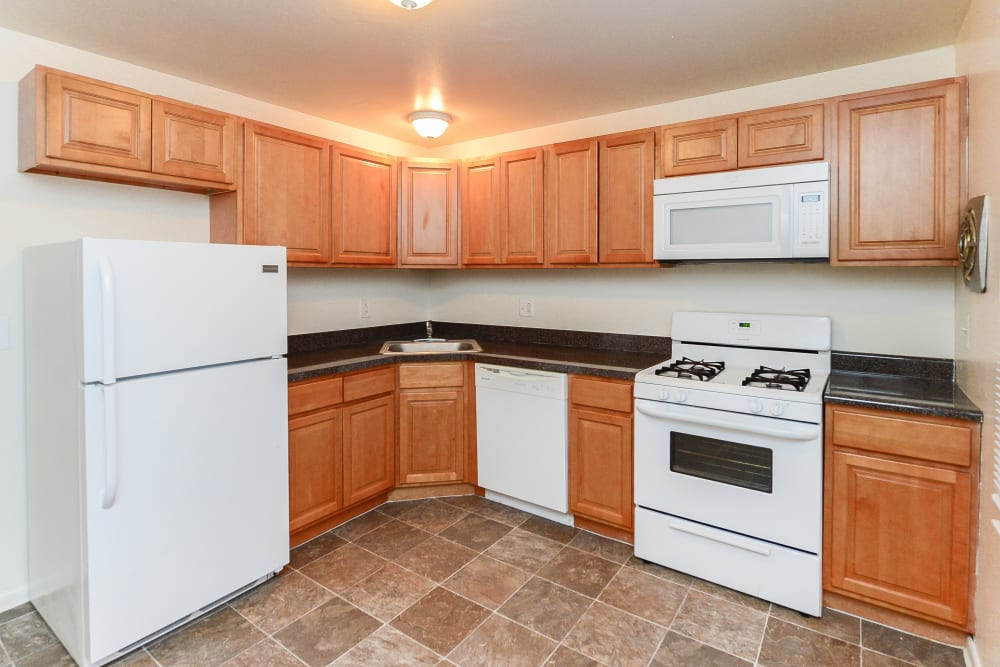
[81,238,286,382]
[82,358,288,662]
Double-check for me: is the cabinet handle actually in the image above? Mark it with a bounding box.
[635,401,817,441]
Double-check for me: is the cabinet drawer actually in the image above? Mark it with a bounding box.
[827,406,975,467]
[398,362,465,389]
[288,376,344,415]
[569,375,632,413]
[344,366,396,402]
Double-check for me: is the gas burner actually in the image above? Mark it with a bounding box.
[742,366,811,392]
[655,357,725,382]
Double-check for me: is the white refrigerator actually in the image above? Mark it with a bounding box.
[23,238,290,667]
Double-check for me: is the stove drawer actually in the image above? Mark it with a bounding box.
[634,508,820,616]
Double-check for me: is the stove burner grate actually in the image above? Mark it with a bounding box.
[655,357,725,382]
[741,366,811,392]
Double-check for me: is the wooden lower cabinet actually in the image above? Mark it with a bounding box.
[824,404,980,630]
[343,395,396,505]
[287,367,395,542]
[397,362,466,486]
[568,375,634,533]
[288,407,342,533]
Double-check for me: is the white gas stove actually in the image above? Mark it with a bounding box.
[633,311,831,616]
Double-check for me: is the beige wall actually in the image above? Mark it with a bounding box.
[955,1,1000,663]
[0,24,963,612]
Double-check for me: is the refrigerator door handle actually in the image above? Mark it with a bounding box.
[98,256,117,384]
[101,384,119,509]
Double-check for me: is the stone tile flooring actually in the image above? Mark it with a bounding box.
[0,496,968,667]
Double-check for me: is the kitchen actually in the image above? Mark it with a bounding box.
[0,0,997,665]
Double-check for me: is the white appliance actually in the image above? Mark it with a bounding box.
[633,311,831,615]
[475,364,569,521]
[653,161,829,261]
[23,238,290,667]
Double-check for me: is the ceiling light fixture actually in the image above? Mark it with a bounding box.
[408,110,451,139]
[388,0,432,10]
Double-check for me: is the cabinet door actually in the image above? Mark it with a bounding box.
[658,118,737,177]
[151,100,236,183]
[737,104,824,169]
[545,139,598,264]
[331,145,398,265]
[461,157,502,265]
[501,148,545,265]
[835,81,963,265]
[568,407,633,530]
[288,407,342,533]
[398,389,465,485]
[44,71,151,171]
[827,450,972,626]
[599,131,654,263]
[342,395,396,506]
[243,121,330,264]
[399,160,459,266]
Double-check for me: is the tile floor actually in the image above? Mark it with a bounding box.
[0,496,967,667]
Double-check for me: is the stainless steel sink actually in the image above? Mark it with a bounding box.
[379,339,482,355]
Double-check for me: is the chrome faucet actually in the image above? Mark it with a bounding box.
[425,320,433,339]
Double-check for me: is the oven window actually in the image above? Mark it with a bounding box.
[670,432,773,493]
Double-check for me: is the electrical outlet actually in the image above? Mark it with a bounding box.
[359,298,370,320]
[518,297,535,317]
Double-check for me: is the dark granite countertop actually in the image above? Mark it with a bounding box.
[824,352,982,421]
[286,322,671,383]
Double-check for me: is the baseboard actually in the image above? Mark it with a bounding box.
[0,584,29,614]
[965,635,982,667]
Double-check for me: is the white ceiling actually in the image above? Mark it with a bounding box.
[0,0,970,146]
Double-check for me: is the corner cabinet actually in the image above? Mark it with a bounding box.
[287,367,396,545]
[397,362,467,485]
[568,375,634,538]
[19,65,236,193]
[833,80,965,266]
[399,160,460,267]
[824,404,980,630]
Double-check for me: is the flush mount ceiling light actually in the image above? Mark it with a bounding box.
[388,0,432,10]
[408,110,452,139]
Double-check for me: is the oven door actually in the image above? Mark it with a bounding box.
[653,184,792,260]
[634,398,822,553]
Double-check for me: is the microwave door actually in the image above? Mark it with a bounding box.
[655,185,791,260]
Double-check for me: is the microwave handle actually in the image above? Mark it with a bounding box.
[635,401,817,441]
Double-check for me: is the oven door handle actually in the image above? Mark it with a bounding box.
[668,519,772,556]
[634,402,818,441]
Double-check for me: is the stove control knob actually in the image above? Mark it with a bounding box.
[656,388,667,401]
[769,402,785,416]
[749,399,763,414]
[676,390,689,403]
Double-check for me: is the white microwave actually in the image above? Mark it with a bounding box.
[653,162,829,261]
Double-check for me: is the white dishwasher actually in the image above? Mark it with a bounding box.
[475,363,569,516]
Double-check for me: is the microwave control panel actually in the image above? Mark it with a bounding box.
[792,182,830,254]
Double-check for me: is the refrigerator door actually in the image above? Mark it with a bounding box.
[81,238,286,383]
[82,358,288,662]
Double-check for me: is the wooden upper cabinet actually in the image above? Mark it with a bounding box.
[834,80,964,265]
[152,100,236,183]
[500,148,545,264]
[42,70,151,171]
[243,121,331,264]
[545,139,598,265]
[331,145,397,265]
[659,118,737,177]
[737,104,824,169]
[462,157,502,265]
[599,130,654,263]
[399,160,460,267]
